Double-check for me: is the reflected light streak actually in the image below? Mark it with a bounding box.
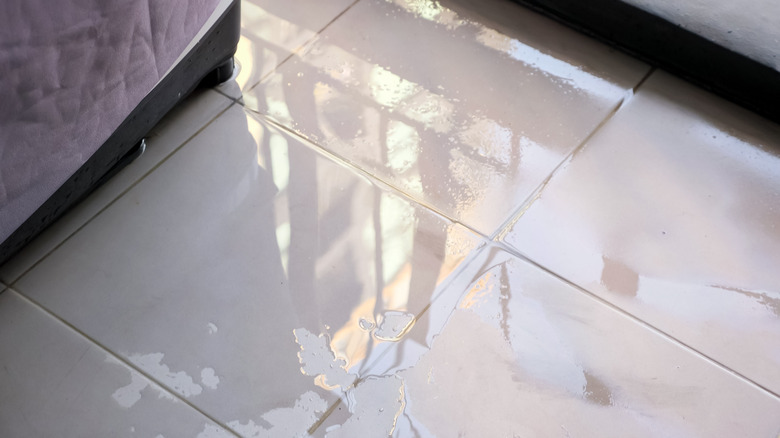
[275,221,290,277]
[247,112,267,167]
[476,28,623,99]
[330,244,471,369]
[380,193,415,285]
[459,272,494,309]
[239,1,316,92]
[269,133,290,191]
[307,43,455,134]
[369,67,418,108]
[386,120,421,174]
[458,117,513,165]
[256,0,639,241]
[329,260,413,368]
[390,0,463,29]
[241,1,313,47]
[393,0,624,99]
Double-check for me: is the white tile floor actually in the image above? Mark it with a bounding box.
[1,0,779,436]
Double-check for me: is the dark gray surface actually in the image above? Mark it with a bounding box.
[625,0,779,71]
[510,0,780,124]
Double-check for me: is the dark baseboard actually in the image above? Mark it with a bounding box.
[510,0,780,124]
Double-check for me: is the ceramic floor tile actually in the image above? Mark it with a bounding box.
[0,289,233,437]
[243,0,649,235]
[501,71,780,394]
[0,90,232,284]
[215,0,357,99]
[14,104,484,435]
[312,246,780,437]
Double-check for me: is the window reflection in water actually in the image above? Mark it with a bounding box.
[248,0,635,237]
[245,0,621,374]
[239,0,642,431]
[248,109,476,377]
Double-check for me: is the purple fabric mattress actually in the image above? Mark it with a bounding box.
[0,0,221,249]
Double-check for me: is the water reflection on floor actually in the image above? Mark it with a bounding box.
[1,0,779,436]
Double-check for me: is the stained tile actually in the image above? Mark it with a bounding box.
[0,90,232,284]
[243,0,649,234]
[0,290,231,437]
[502,71,780,393]
[14,104,483,433]
[314,247,780,437]
[215,0,357,99]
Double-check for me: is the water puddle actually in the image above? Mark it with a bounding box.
[107,352,221,409]
[128,352,205,397]
[373,311,415,341]
[293,328,357,390]
[325,376,406,438]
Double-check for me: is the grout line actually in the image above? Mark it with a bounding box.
[633,66,656,94]
[307,397,344,435]
[8,288,242,437]
[307,242,492,435]
[490,240,780,400]
[9,102,236,287]
[243,108,489,241]
[490,66,657,242]
[214,86,242,104]
[242,0,363,97]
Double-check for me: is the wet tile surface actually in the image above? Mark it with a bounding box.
[243,0,649,234]
[216,0,356,99]
[0,90,232,284]
[0,290,231,437]
[14,104,483,434]
[6,0,780,435]
[502,71,780,394]
[314,247,780,437]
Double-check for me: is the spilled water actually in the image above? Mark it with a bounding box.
[106,352,221,409]
[373,310,415,341]
[293,328,357,390]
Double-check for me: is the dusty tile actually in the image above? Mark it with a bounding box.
[215,0,356,99]
[0,290,232,437]
[243,0,649,234]
[314,247,780,437]
[0,90,232,284]
[14,104,483,433]
[502,71,780,393]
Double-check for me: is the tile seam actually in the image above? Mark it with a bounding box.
[243,108,489,239]
[491,66,657,242]
[7,288,242,437]
[491,240,780,400]
[241,0,363,98]
[8,101,236,287]
[307,243,493,435]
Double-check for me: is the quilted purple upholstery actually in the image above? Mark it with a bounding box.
[0,0,219,243]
